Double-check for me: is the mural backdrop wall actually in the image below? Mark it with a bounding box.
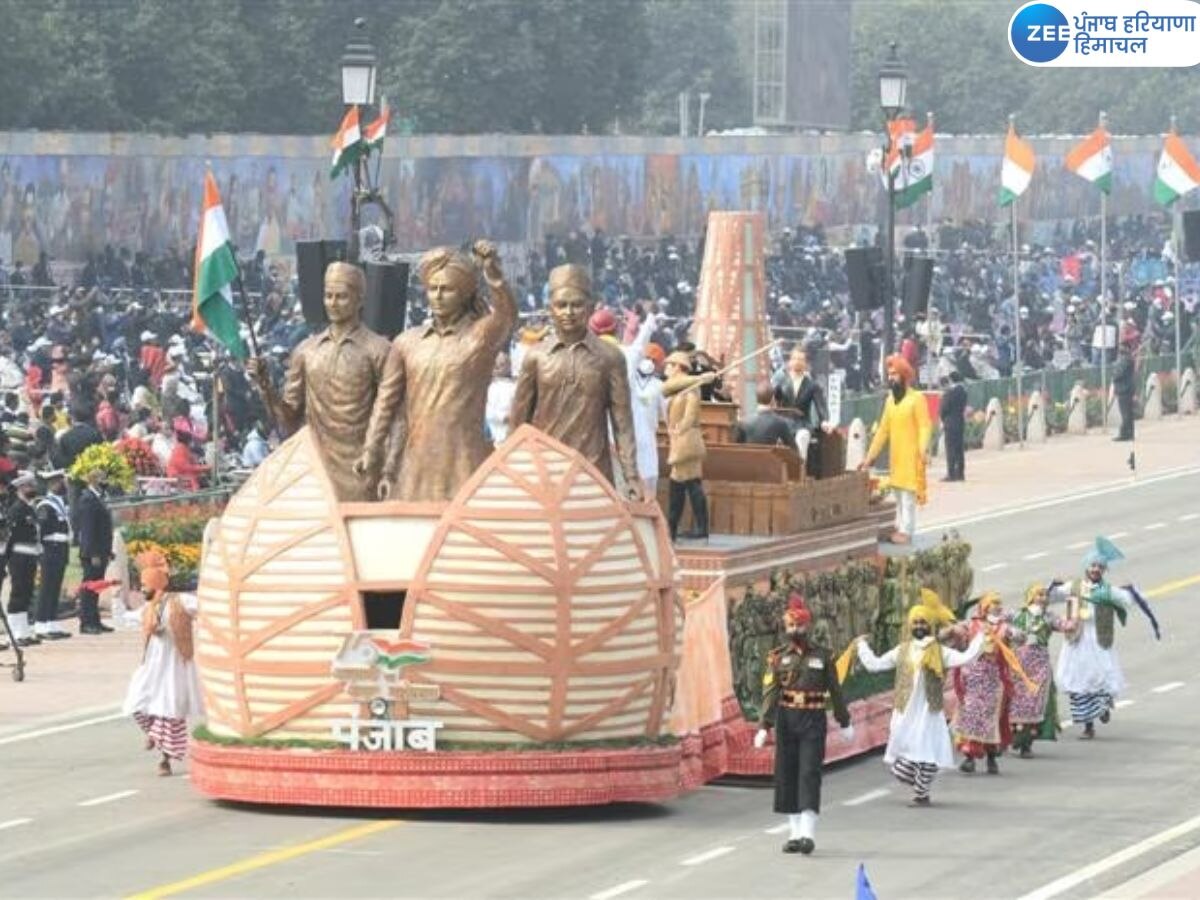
[0,130,1191,268]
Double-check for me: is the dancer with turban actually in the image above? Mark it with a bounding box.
[858,354,931,544]
[1050,537,1161,739]
[122,550,203,776]
[754,594,852,854]
[851,600,984,806]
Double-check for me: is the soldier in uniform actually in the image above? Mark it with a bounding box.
[5,471,43,646]
[754,594,853,855]
[33,469,72,640]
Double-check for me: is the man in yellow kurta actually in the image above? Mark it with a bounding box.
[859,355,931,544]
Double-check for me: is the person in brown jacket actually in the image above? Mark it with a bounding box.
[662,351,715,542]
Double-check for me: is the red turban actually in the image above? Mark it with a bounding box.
[784,592,811,626]
[886,354,916,386]
[589,308,617,336]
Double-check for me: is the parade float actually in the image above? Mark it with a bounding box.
[187,212,974,808]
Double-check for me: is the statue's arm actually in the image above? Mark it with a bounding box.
[508,350,538,434]
[361,342,406,471]
[268,351,305,434]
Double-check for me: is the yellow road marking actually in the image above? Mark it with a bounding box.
[1143,574,1200,599]
[125,819,398,899]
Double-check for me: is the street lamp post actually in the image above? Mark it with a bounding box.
[341,18,377,263]
[698,92,711,136]
[878,41,908,361]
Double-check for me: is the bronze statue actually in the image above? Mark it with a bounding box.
[508,264,642,500]
[247,261,391,502]
[357,240,517,502]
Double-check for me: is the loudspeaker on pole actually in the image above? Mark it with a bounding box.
[362,261,410,341]
[845,246,883,311]
[1182,209,1200,262]
[901,253,934,321]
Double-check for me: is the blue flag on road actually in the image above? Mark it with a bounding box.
[856,863,878,900]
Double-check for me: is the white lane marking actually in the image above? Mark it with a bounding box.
[1016,813,1200,900]
[920,465,1200,532]
[1108,531,1130,539]
[1114,700,1135,709]
[843,788,890,807]
[1023,551,1049,561]
[78,789,139,807]
[981,562,1008,573]
[0,818,33,831]
[1067,540,1091,550]
[1143,522,1166,531]
[590,880,650,900]
[0,712,125,747]
[1179,513,1200,522]
[1151,681,1185,694]
[681,846,736,866]
[764,823,790,834]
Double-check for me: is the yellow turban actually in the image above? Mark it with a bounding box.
[978,591,1002,615]
[548,263,592,299]
[1024,584,1047,606]
[918,588,957,625]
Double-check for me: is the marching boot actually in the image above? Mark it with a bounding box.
[11,612,40,647]
[783,814,804,853]
[797,810,817,855]
[986,751,1000,775]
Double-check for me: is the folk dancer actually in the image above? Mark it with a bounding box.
[949,593,1033,775]
[853,602,984,805]
[1051,537,1161,739]
[661,351,716,542]
[122,550,203,776]
[33,469,72,640]
[754,595,852,855]
[4,471,42,646]
[858,355,931,544]
[1009,584,1069,758]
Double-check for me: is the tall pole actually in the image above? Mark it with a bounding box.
[211,346,222,486]
[885,141,896,362]
[1170,115,1185,416]
[1011,124,1024,446]
[349,149,364,262]
[1099,111,1109,431]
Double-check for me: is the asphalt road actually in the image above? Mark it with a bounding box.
[1,472,1198,900]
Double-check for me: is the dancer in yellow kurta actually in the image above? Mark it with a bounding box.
[859,355,931,544]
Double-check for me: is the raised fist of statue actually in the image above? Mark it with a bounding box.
[473,239,503,281]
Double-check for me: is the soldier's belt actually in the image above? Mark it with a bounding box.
[780,690,829,710]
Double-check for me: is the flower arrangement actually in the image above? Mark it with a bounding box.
[115,436,162,477]
[123,506,211,545]
[68,442,136,493]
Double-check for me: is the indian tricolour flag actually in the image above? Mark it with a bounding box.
[1153,129,1200,206]
[999,123,1036,207]
[191,171,246,358]
[330,106,363,178]
[1065,126,1113,194]
[892,121,934,209]
[364,103,390,153]
[880,117,916,190]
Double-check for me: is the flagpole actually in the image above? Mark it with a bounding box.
[1099,110,1109,432]
[212,344,222,486]
[1169,115,1185,417]
[925,112,935,237]
[1010,114,1024,447]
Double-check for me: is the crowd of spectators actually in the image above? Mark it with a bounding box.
[0,211,1194,499]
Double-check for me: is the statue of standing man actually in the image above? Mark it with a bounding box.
[357,240,517,502]
[247,261,391,502]
[509,264,642,500]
